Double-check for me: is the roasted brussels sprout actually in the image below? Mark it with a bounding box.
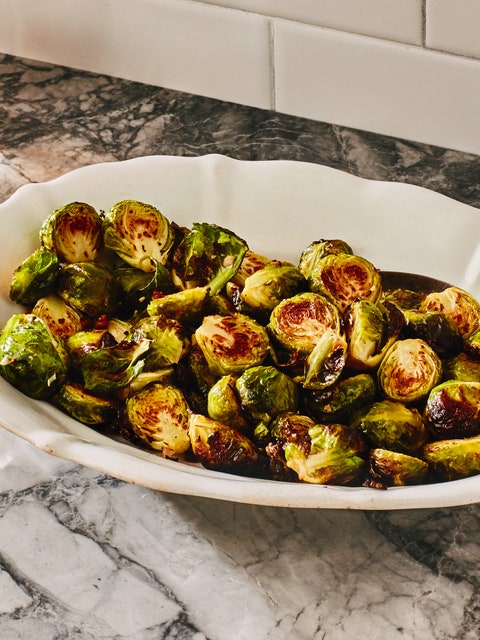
[114,262,174,311]
[423,435,480,480]
[125,382,191,455]
[56,262,119,317]
[381,287,426,311]
[188,413,261,475]
[443,352,480,383]
[421,286,480,338]
[9,247,60,307]
[350,399,428,454]
[284,422,367,485]
[306,253,382,313]
[131,315,190,370]
[80,338,150,394]
[0,313,67,399]
[55,382,118,427]
[268,292,341,355]
[103,200,174,272]
[231,250,272,287]
[264,412,316,480]
[39,202,104,263]
[366,449,429,488]
[31,294,83,340]
[147,286,209,327]
[298,239,353,280]
[66,329,117,367]
[401,309,463,358]
[303,372,378,423]
[302,329,347,390]
[235,365,299,431]
[207,374,249,432]
[239,263,306,314]
[344,299,402,370]
[464,328,480,359]
[195,313,271,376]
[424,380,480,439]
[377,338,442,403]
[172,222,248,295]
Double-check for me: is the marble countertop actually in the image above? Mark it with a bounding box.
[1,53,480,640]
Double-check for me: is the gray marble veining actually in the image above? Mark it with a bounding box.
[1,53,480,640]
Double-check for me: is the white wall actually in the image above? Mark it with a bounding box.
[1,0,480,155]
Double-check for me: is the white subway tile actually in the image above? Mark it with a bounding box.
[0,0,272,109]
[426,0,480,59]
[274,20,480,155]
[197,0,423,45]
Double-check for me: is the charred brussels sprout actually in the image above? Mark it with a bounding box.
[424,380,480,439]
[80,339,150,394]
[131,315,190,370]
[56,262,119,317]
[172,222,248,295]
[239,263,306,314]
[377,338,442,403]
[443,352,480,383]
[39,202,104,263]
[265,412,316,480]
[421,286,480,338]
[207,374,249,432]
[303,373,377,423]
[423,435,480,480]
[125,382,191,455]
[55,382,117,427]
[381,287,426,311]
[302,329,347,390]
[231,250,272,287]
[366,449,429,488]
[115,262,174,312]
[236,365,299,431]
[32,294,82,340]
[9,247,60,307]
[306,253,382,313]
[66,329,117,368]
[147,287,209,327]
[188,413,261,475]
[103,200,174,272]
[464,329,480,359]
[298,239,353,280]
[401,309,463,358]
[195,313,270,377]
[0,313,67,399]
[268,292,341,355]
[350,399,428,454]
[284,422,367,485]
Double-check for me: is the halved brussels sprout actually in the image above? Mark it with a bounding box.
[80,338,150,394]
[366,449,429,488]
[464,329,480,359]
[350,398,428,454]
[55,382,118,427]
[423,435,480,480]
[284,422,367,485]
[195,313,271,377]
[32,294,83,340]
[298,239,353,280]
[114,262,174,312]
[172,222,248,295]
[377,338,442,403]
[9,247,60,307]
[421,286,480,338]
[239,263,306,313]
[188,413,261,475]
[207,374,249,432]
[131,315,190,370]
[147,286,209,327]
[264,412,316,480]
[306,253,382,313]
[231,250,272,287]
[401,309,463,358]
[56,262,119,317]
[0,313,67,399]
[103,200,174,272]
[302,329,347,389]
[125,382,191,455]
[236,365,299,429]
[66,329,117,368]
[424,380,480,439]
[303,372,378,423]
[344,299,402,370]
[381,287,426,311]
[39,202,104,263]
[268,292,341,355]
[443,352,480,383]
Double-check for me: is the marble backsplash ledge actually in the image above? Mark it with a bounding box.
[1,0,480,155]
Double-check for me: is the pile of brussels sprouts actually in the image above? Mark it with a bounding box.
[2,199,480,489]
